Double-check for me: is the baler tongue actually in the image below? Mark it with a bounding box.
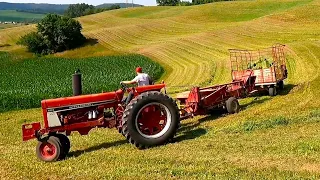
[176,91,190,99]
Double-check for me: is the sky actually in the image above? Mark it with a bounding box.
[2,0,157,6]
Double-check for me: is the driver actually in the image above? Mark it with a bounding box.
[121,67,152,104]
[121,67,151,86]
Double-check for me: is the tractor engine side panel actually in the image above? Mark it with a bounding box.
[41,90,124,128]
[43,100,118,128]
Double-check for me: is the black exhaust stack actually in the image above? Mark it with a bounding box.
[72,69,82,96]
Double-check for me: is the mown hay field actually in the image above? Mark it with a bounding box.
[0,0,320,179]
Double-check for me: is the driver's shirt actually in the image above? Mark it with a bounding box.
[132,73,150,86]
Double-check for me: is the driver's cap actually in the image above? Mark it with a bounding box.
[136,67,142,73]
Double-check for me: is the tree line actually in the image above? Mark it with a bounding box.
[156,0,234,6]
[16,9,66,15]
[64,3,120,18]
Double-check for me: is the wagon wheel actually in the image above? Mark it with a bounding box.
[277,80,284,91]
[36,136,62,162]
[269,87,277,96]
[226,97,240,114]
[121,91,180,149]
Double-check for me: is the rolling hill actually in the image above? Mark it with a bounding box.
[0,0,320,179]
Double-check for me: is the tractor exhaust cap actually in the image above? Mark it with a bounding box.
[72,69,82,96]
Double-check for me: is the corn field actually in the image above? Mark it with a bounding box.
[0,52,163,112]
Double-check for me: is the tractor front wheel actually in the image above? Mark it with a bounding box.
[121,91,180,149]
[36,136,62,162]
[54,133,70,160]
[226,97,240,114]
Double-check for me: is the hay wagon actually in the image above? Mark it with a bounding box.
[229,44,288,96]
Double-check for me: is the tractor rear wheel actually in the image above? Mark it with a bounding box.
[121,91,180,149]
[54,133,70,160]
[36,136,62,162]
[226,97,240,114]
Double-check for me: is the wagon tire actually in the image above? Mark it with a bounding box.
[117,126,126,137]
[278,80,284,91]
[117,126,122,133]
[54,133,70,160]
[226,97,240,114]
[36,136,62,162]
[121,91,180,149]
[269,87,277,96]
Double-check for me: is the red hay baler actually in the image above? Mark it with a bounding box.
[176,70,256,119]
[22,70,256,162]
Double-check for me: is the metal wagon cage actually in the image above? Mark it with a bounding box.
[229,44,288,96]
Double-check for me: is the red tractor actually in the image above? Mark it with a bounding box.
[22,83,180,162]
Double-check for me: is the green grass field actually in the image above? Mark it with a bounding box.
[0,23,21,30]
[0,0,320,179]
[0,52,163,112]
[0,10,44,22]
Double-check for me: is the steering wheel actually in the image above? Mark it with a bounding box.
[120,82,129,91]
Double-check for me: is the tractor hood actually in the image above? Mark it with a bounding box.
[41,90,123,109]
